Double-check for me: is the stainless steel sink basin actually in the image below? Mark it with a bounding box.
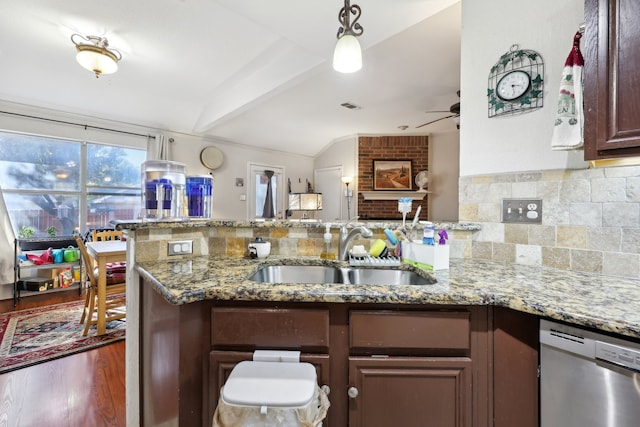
[247,265,343,284]
[344,268,433,285]
[248,265,435,285]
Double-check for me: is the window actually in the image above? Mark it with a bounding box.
[85,143,145,230]
[0,130,145,237]
[248,163,284,220]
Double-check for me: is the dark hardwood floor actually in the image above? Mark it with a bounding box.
[0,340,126,427]
[0,287,85,314]
[0,290,126,426]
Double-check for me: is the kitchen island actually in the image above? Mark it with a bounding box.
[138,256,640,339]
[134,255,640,426]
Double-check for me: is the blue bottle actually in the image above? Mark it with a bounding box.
[423,222,435,245]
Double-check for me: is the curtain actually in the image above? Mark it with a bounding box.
[262,170,275,219]
[0,186,16,285]
[146,134,169,160]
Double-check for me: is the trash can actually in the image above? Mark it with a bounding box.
[212,350,330,427]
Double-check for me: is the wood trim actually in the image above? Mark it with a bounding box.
[492,307,539,427]
[359,191,428,201]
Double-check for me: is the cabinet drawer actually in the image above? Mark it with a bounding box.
[211,307,330,351]
[350,310,470,352]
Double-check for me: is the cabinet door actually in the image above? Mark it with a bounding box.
[584,0,640,160]
[348,356,472,427]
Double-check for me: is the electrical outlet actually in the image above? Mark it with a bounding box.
[168,240,193,256]
[502,199,542,223]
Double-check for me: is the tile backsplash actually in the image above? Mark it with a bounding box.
[132,225,378,263]
[458,166,640,278]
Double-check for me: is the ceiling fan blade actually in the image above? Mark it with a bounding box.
[423,110,452,114]
[416,114,457,129]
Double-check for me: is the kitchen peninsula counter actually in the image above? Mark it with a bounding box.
[137,256,640,339]
[115,218,482,232]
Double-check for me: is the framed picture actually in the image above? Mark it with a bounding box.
[373,160,412,190]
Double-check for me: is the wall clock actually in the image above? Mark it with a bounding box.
[487,44,544,118]
[200,146,224,170]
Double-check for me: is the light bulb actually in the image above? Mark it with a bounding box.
[333,35,362,73]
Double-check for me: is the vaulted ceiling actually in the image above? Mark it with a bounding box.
[0,0,461,156]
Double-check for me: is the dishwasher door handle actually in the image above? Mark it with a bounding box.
[595,340,640,372]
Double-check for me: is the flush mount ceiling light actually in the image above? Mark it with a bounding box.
[71,34,122,78]
[333,0,364,73]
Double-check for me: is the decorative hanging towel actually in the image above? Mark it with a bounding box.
[551,31,584,150]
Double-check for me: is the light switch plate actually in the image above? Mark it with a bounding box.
[502,199,542,223]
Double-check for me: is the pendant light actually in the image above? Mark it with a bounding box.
[71,34,122,78]
[333,0,364,73]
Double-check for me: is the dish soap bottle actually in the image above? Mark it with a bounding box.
[320,224,336,259]
[422,221,435,245]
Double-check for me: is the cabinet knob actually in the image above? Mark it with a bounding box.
[321,385,331,396]
[348,386,359,399]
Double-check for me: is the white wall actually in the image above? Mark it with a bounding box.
[0,100,150,149]
[313,135,358,220]
[460,0,585,177]
[429,131,459,221]
[164,132,314,220]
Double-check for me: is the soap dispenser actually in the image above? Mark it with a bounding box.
[320,224,336,260]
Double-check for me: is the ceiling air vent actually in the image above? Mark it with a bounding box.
[340,102,361,110]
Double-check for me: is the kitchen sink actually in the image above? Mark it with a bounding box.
[247,265,344,284]
[344,268,433,285]
[247,265,435,285]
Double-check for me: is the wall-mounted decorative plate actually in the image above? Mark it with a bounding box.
[487,44,544,118]
[200,146,224,170]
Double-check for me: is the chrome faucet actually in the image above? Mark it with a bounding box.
[338,219,373,260]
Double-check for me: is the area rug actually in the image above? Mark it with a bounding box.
[0,299,125,374]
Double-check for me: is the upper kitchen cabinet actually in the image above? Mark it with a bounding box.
[584,0,640,161]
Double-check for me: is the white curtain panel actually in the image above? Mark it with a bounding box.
[146,134,169,160]
[0,186,16,285]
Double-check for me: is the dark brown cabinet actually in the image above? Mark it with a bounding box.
[492,307,539,427]
[347,310,473,427]
[348,357,471,427]
[584,0,640,160]
[208,307,332,425]
[140,279,539,427]
[205,307,483,427]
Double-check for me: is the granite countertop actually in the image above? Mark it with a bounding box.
[114,219,481,231]
[136,256,640,340]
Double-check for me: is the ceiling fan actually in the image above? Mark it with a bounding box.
[416,91,460,129]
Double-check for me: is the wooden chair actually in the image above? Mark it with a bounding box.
[86,229,125,326]
[74,236,126,336]
[92,229,123,242]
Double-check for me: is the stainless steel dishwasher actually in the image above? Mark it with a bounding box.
[540,319,640,427]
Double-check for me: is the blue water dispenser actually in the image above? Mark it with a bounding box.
[141,160,186,220]
[186,175,213,218]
